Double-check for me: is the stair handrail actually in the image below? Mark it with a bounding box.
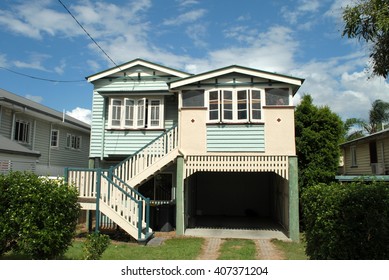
[113,124,178,171]
[100,172,151,240]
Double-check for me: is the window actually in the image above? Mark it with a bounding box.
[351,146,357,167]
[108,97,163,129]
[208,90,220,121]
[207,89,262,123]
[66,134,82,150]
[182,90,204,107]
[50,130,59,148]
[265,88,289,105]
[14,120,30,143]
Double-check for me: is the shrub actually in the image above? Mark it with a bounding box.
[0,172,80,259]
[83,232,111,260]
[302,181,389,259]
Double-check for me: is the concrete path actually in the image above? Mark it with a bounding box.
[255,239,285,260]
[196,237,285,260]
[197,238,225,260]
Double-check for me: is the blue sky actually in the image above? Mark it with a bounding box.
[0,0,388,124]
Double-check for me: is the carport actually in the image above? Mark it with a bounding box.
[184,171,289,236]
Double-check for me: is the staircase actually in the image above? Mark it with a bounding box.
[65,125,179,242]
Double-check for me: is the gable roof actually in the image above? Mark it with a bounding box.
[0,88,90,132]
[86,58,192,82]
[341,129,389,147]
[168,64,305,93]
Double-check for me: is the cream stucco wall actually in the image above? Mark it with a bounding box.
[264,107,296,155]
[179,108,207,155]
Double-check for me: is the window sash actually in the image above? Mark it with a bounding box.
[50,130,59,148]
[148,99,161,127]
[110,99,122,127]
[14,120,30,143]
[208,90,220,122]
[207,89,262,123]
[109,97,163,129]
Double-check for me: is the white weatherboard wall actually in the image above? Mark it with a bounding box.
[206,124,265,152]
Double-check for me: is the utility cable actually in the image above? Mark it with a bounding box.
[57,0,122,71]
[0,66,84,83]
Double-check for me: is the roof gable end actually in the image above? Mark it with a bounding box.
[169,65,304,89]
[86,58,192,82]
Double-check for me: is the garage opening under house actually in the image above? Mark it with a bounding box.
[65,58,303,242]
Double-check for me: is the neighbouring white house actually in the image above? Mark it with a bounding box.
[66,58,304,242]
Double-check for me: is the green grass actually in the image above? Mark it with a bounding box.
[65,237,204,260]
[271,239,308,260]
[217,239,257,260]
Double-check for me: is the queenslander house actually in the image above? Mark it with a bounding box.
[66,59,304,242]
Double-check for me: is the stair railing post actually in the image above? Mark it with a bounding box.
[145,198,150,234]
[138,200,143,240]
[95,168,101,233]
[108,166,114,204]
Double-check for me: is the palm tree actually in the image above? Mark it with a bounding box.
[344,99,389,141]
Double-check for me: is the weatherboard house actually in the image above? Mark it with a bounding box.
[66,58,304,242]
[0,88,90,176]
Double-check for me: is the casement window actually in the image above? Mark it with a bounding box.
[50,130,59,148]
[14,120,30,143]
[109,97,163,129]
[66,134,81,150]
[206,89,262,123]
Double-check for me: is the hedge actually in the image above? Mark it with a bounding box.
[0,172,80,259]
[302,181,389,259]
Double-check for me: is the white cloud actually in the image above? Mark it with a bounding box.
[54,59,67,75]
[176,0,199,7]
[163,9,206,26]
[25,94,43,103]
[292,52,389,121]
[0,53,7,67]
[66,107,92,125]
[13,53,51,71]
[186,24,208,48]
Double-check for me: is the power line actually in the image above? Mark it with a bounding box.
[57,0,121,70]
[0,66,85,83]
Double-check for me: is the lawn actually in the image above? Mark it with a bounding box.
[1,235,307,260]
[271,238,308,260]
[217,239,257,260]
[65,237,204,260]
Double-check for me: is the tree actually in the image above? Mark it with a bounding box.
[344,99,389,140]
[342,0,389,78]
[295,95,344,192]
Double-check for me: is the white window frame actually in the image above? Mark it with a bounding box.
[50,129,59,148]
[66,133,82,150]
[206,89,263,123]
[14,119,30,143]
[108,97,164,129]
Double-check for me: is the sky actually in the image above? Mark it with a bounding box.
[0,0,388,125]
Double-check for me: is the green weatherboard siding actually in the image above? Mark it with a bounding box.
[207,124,265,152]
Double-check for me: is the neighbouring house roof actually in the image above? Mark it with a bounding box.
[0,134,40,157]
[0,88,90,133]
[86,58,193,82]
[168,64,305,94]
[340,129,389,147]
